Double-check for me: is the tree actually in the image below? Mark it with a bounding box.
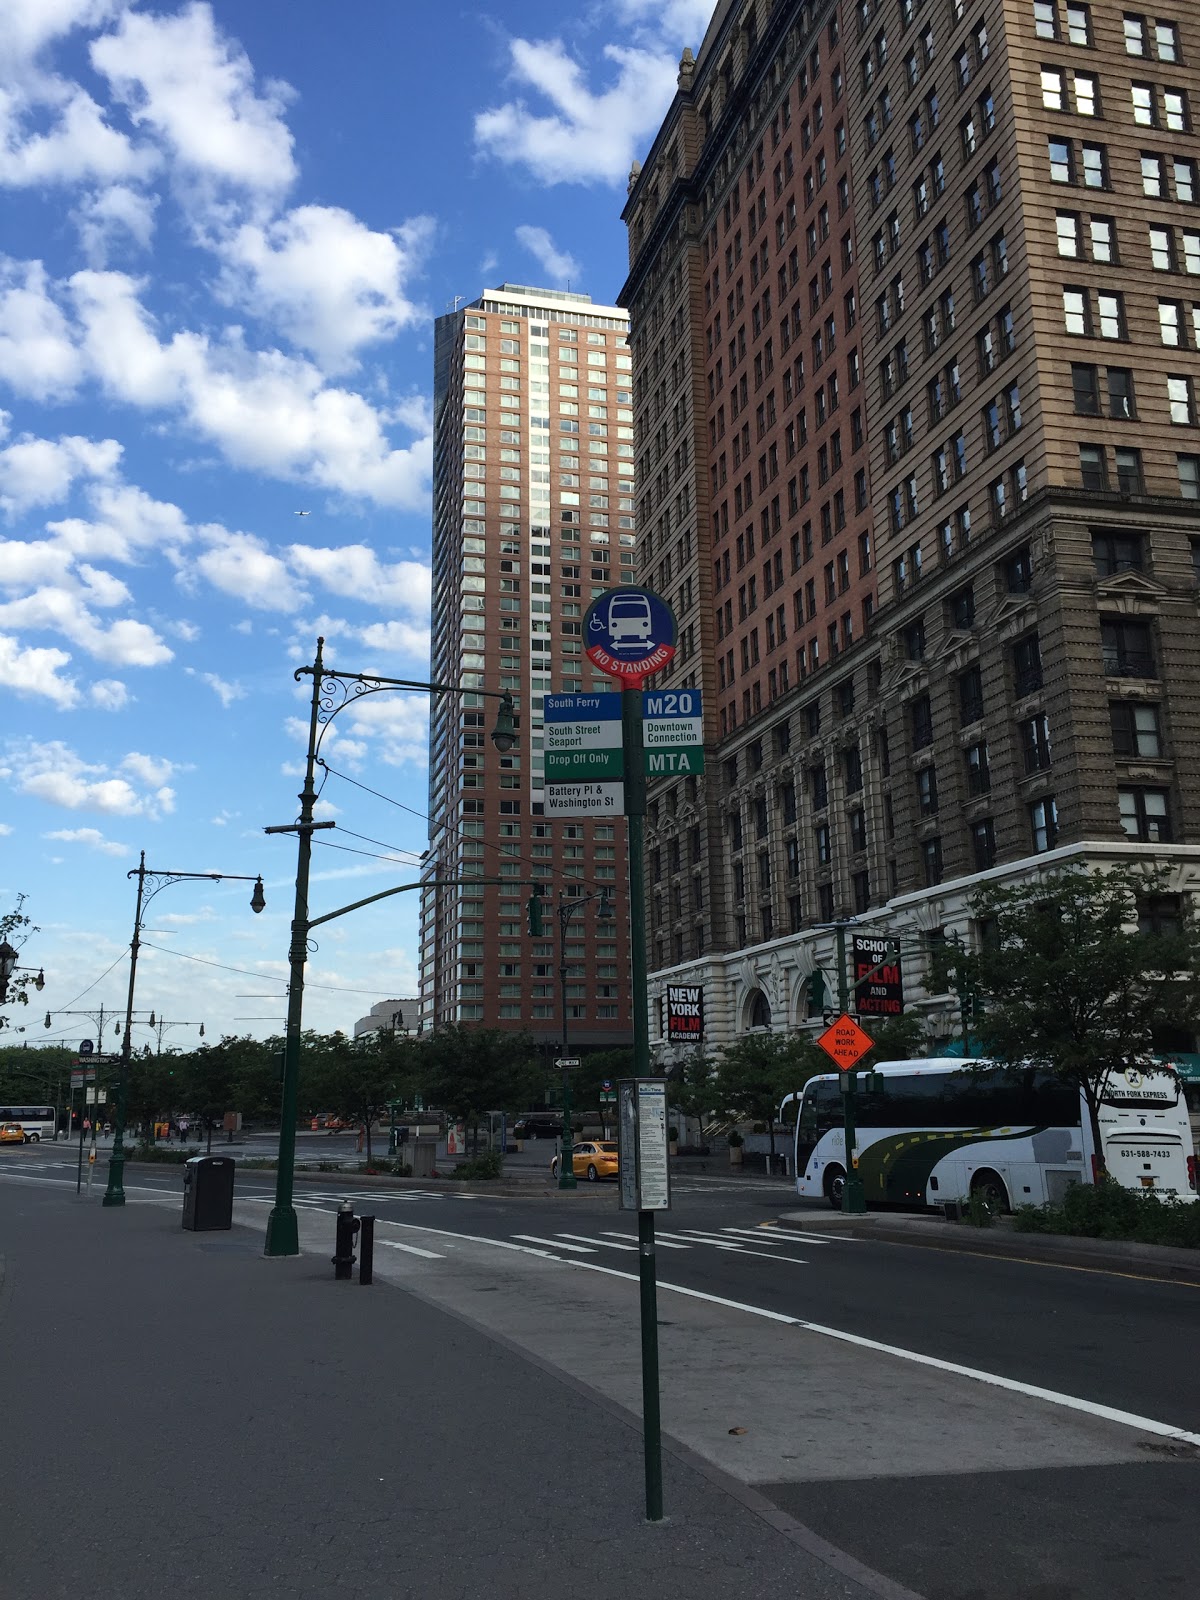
[669,1046,717,1151]
[860,1012,931,1067]
[714,1031,825,1159]
[964,864,1200,1171]
[417,1025,538,1153]
[306,1031,404,1166]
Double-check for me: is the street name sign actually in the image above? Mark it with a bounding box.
[584,588,677,685]
[817,1013,874,1072]
[544,691,624,816]
[555,1057,582,1070]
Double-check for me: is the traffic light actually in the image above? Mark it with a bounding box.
[807,971,827,1014]
[528,885,545,938]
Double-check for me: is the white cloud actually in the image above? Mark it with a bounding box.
[0,79,152,190]
[1,738,175,816]
[0,632,78,706]
[44,825,127,856]
[48,481,192,564]
[73,183,158,266]
[0,258,84,401]
[90,1,296,196]
[339,694,430,768]
[286,544,430,613]
[89,677,129,710]
[121,751,176,786]
[184,667,245,707]
[191,528,308,612]
[0,430,122,515]
[0,538,74,590]
[216,206,433,373]
[475,39,678,186]
[69,268,433,507]
[359,619,430,659]
[0,584,172,666]
[0,0,120,66]
[612,0,719,39]
[514,224,581,287]
[0,822,11,836]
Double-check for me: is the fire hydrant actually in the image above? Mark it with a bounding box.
[332,1199,359,1280]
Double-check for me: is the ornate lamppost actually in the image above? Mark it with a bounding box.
[262,636,516,1258]
[103,853,265,1208]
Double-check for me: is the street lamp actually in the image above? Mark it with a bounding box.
[102,853,265,1209]
[0,940,45,1004]
[554,887,615,1192]
[263,635,518,1258]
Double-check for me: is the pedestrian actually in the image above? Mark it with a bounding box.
[356,1124,365,1154]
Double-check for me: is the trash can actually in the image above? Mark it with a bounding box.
[182,1155,235,1231]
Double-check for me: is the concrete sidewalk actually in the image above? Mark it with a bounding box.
[0,1183,892,1600]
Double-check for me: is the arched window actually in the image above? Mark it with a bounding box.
[747,989,772,1029]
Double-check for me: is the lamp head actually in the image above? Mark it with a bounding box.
[490,692,516,754]
[250,876,266,914]
[596,892,615,923]
[0,940,16,985]
[34,969,44,991]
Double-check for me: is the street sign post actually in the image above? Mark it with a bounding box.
[816,1013,874,1072]
[544,692,624,816]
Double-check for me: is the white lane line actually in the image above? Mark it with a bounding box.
[513,1233,596,1254]
[383,1219,1200,1452]
[659,1229,743,1246]
[378,1239,444,1260]
[557,1232,638,1251]
[778,1229,862,1243]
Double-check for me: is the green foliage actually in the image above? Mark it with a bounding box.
[714,1030,824,1153]
[726,1128,744,1148]
[130,1143,198,1163]
[415,1024,539,1129]
[670,1046,716,1146]
[1012,1180,1200,1248]
[449,1151,503,1180]
[965,864,1200,1160]
[357,1158,412,1176]
[859,1013,930,1066]
[0,898,40,1033]
[964,1188,995,1228]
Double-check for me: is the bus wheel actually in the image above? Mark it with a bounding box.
[825,1165,846,1210]
[28,1133,39,1142]
[970,1170,1009,1216]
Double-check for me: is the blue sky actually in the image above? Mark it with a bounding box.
[0,0,714,1057]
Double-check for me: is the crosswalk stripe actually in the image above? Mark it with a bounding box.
[718,1226,828,1245]
[378,1240,444,1260]
[513,1233,595,1254]
[556,1232,638,1251]
[664,1229,747,1247]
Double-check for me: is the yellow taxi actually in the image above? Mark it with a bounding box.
[0,1123,27,1145]
[550,1140,620,1183]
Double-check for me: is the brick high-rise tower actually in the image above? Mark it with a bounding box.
[623,0,1200,1057]
[420,285,637,1049]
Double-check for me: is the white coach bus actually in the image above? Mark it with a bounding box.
[781,1059,1196,1213]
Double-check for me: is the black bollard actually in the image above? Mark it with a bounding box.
[359,1215,374,1285]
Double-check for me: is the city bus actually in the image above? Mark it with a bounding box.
[781,1059,1197,1212]
[0,1105,57,1142]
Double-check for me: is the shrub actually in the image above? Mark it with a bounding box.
[1012,1181,1200,1248]
[727,1129,744,1148]
[450,1151,503,1181]
[130,1143,191,1163]
[357,1159,413,1177]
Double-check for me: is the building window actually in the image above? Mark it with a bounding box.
[965,741,991,795]
[1168,374,1196,425]
[1030,796,1059,852]
[958,663,985,724]
[1071,363,1100,415]
[917,766,939,816]
[1020,712,1053,772]
[921,837,943,885]
[1013,634,1043,696]
[1092,531,1142,574]
[1110,701,1162,758]
[1101,617,1155,677]
[1177,454,1200,497]
[1118,787,1172,841]
[971,818,997,870]
[911,693,934,748]
[1079,443,1107,489]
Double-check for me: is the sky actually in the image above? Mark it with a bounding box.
[0,0,716,1065]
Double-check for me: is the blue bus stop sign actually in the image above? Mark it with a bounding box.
[584,588,677,684]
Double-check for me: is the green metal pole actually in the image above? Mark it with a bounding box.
[837,922,868,1214]
[623,684,662,1522]
[265,638,325,1257]
[104,863,146,1206]
[557,899,577,1190]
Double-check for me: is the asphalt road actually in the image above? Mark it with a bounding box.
[4,1144,1198,1598]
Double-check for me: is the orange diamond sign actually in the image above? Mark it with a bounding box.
[817,1013,874,1072]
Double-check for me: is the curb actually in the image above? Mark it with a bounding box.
[778,1213,1200,1284]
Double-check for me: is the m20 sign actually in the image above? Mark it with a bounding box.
[665,985,704,1041]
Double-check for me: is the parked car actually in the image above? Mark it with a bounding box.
[550,1141,620,1182]
[514,1112,569,1141]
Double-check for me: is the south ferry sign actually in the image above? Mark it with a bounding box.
[584,588,677,685]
